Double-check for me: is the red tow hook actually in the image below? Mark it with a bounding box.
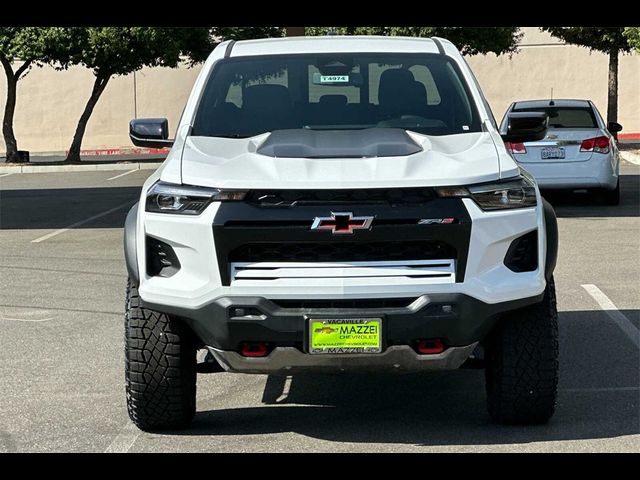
[240,342,269,358]
[416,339,446,355]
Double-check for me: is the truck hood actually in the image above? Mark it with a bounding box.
[176,130,505,189]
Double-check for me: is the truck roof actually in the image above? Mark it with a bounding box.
[229,35,444,57]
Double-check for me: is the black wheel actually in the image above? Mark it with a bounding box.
[125,279,197,431]
[485,277,559,424]
[602,180,620,206]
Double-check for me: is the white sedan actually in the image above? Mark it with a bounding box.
[500,99,621,205]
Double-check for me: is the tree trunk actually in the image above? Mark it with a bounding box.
[285,27,305,37]
[607,49,619,135]
[0,56,31,163]
[65,75,110,163]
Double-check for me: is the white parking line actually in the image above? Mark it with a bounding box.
[560,387,639,393]
[276,376,293,403]
[31,201,133,243]
[0,173,13,178]
[106,169,137,181]
[582,284,640,348]
[104,421,141,453]
[0,315,54,322]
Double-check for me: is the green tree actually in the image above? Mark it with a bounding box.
[214,27,284,40]
[306,27,522,55]
[624,27,640,51]
[0,27,51,163]
[46,27,212,162]
[541,27,632,125]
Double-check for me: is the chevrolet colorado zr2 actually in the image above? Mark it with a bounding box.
[124,35,559,430]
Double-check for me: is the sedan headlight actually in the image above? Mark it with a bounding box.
[145,181,247,215]
[436,175,537,211]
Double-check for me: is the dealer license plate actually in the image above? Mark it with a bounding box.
[308,318,382,355]
[541,147,565,159]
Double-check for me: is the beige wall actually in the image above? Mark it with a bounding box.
[1,27,639,155]
[467,28,640,131]
[0,63,203,154]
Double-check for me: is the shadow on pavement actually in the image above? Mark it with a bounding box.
[177,309,639,447]
[0,174,637,231]
[544,174,639,219]
[0,187,140,230]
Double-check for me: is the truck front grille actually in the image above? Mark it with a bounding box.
[229,241,454,263]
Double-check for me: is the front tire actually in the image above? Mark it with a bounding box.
[125,279,197,431]
[485,277,559,424]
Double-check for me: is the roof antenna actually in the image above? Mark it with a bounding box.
[327,27,338,36]
[549,88,555,106]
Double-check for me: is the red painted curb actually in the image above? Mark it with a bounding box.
[63,135,640,157]
[619,133,640,140]
[65,147,170,156]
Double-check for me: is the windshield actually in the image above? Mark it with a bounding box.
[513,106,598,129]
[192,53,481,138]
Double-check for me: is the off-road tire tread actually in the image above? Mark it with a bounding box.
[125,279,196,431]
[485,277,559,424]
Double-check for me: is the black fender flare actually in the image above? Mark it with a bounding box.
[542,197,558,281]
[124,203,140,285]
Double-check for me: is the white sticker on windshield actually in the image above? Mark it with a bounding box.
[462,125,470,131]
[319,75,349,83]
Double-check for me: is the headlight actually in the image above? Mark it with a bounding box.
[145,181,247,215]
[436,175,537,211]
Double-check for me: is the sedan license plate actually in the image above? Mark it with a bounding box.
[541,147,565,159]
[309,318,382,355]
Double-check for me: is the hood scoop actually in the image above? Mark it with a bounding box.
[256,128,423,159]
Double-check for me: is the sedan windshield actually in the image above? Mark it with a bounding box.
[513,106,598,129]
[192,53,481,138]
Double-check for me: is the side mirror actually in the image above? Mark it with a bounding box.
[129,118,174,148]
[607,121,623,134]
[500,112,548,143]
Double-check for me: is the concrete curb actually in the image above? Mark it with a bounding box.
[621,151,640,166]
[0,162,163,174]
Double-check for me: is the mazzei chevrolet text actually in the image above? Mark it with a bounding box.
[123,36,560,430]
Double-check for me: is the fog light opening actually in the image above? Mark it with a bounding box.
[416,339,446,355]
[240,342,269,358]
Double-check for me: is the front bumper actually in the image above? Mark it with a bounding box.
[143,292,542,373]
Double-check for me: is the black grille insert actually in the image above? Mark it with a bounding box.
[229,241,455,263]
[271,298,416,310]
[246,188,437,207]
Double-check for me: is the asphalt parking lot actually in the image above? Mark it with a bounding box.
[0,163,638,453]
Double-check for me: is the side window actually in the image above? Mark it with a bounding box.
[409,65,441,105]
[224,69,289,108]
[369,64,440,106]
[369,63,396,105]
[225,83,242,107]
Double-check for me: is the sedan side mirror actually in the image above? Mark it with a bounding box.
[500,112,548,143]
[607,121,623,134]
[129,118,174,148]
